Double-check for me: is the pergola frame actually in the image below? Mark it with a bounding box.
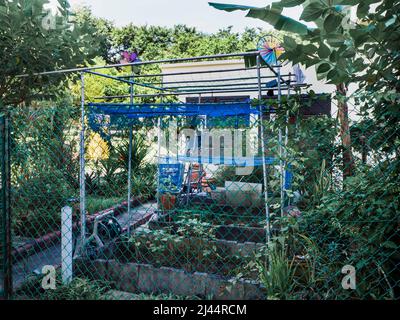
[19,50,308,251]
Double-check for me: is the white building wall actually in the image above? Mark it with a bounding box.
[161,59,358,119]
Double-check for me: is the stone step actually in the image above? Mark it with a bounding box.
[102,290,139,300]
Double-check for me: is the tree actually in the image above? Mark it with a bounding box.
[0,0,101,108]
[210,0,399,179]
[68,10,276,106]
[74,6,114,64]
[109,23,268,61]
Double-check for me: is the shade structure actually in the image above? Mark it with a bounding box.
[88,101,273,119]
[88,101,274,138]
[160,155,277,167]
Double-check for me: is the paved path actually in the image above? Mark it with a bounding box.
[1,201,157,294]
[117,201,157,229]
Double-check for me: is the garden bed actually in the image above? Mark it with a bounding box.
[74,258,265,300]
[112,232,263,279]
[160,201,267,229]
[148,220,266,243]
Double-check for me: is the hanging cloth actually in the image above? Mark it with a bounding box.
[293,64,306,84]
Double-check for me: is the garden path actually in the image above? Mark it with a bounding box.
[2,200,157,294]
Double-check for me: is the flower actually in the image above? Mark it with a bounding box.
[120,50,139,64]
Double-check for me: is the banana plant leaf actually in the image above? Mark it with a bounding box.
[208,3,257,11]
[209,2,311,36]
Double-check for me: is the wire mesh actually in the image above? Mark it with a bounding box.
[3,53,399,300]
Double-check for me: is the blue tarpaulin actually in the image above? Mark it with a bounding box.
[88,102,270,118]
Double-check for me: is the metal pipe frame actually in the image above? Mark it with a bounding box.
[163,82,278,90]
[79,72,86,251]
[157,117,162,215]
[15,51,295,98]
[86,67,290,96]
[127,71,134,236]
[284,73,291,206]
[170,84,306,93]
[16,51,308,255]
[17,51,262,78]
[143,74,296,85]
[85,70,135,85]
[118,65,273,79]
[92,84,308,100]
[85,70,170,93]
[256,55,271,246]
[277,66,285,218]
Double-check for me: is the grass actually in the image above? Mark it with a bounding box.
[16,274,201,300]
[86,196,125,215]
[103,291,202,300]
[15,276,109,300]
[256,243,295,300]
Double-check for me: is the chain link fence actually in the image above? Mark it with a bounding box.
[1,54,399,300]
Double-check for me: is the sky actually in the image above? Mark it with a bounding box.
[66,0,307,33]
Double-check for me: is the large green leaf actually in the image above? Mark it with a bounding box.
[318,42,331,58]
[326,33,346,47]
[335,0,360,5]
[209,2,310,36]
[300,2,326,22]
[324,13,343,33]
[208,2,256,12]
[317,63,331,74]
[283,35,297,50]
[336,0,380,5]
[281,0,306,7]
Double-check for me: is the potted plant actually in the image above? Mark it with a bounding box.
[160,192,177,211]
[159,176,179,211]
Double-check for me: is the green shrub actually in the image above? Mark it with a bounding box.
[13,169,74,238]
[18,276,109,300]
[294,165,400,299]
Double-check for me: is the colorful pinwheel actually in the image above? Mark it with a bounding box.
[257,35,284,66]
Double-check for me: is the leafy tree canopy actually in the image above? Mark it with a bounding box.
[0,0,101,108]
[209,0,400,89]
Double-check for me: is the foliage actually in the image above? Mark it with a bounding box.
[213,165,265,186]
[130,164,157,199]
[211,0,399,86]
[13,169,74,237]
[299,165,400,299]
[74,6,114,63]
[86,131,156,197]
[256,242,295,300]
[11,104,78,237]
[103,291,202,300]
[86,196,125,215]
[5,1,399,301]
[67,8,285,105]
[42,278,109,300]
[113,132,151,173]
[210,0,400,179]
[87,132,110,161]
[0,0,101,108]
[110,24,266,62]
[17,275,109,300]
[118,218,255,278]
[211,0,400,299]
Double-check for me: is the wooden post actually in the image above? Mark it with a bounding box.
[337,83,354,179]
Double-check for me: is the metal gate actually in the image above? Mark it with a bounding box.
[0,115,12,299]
